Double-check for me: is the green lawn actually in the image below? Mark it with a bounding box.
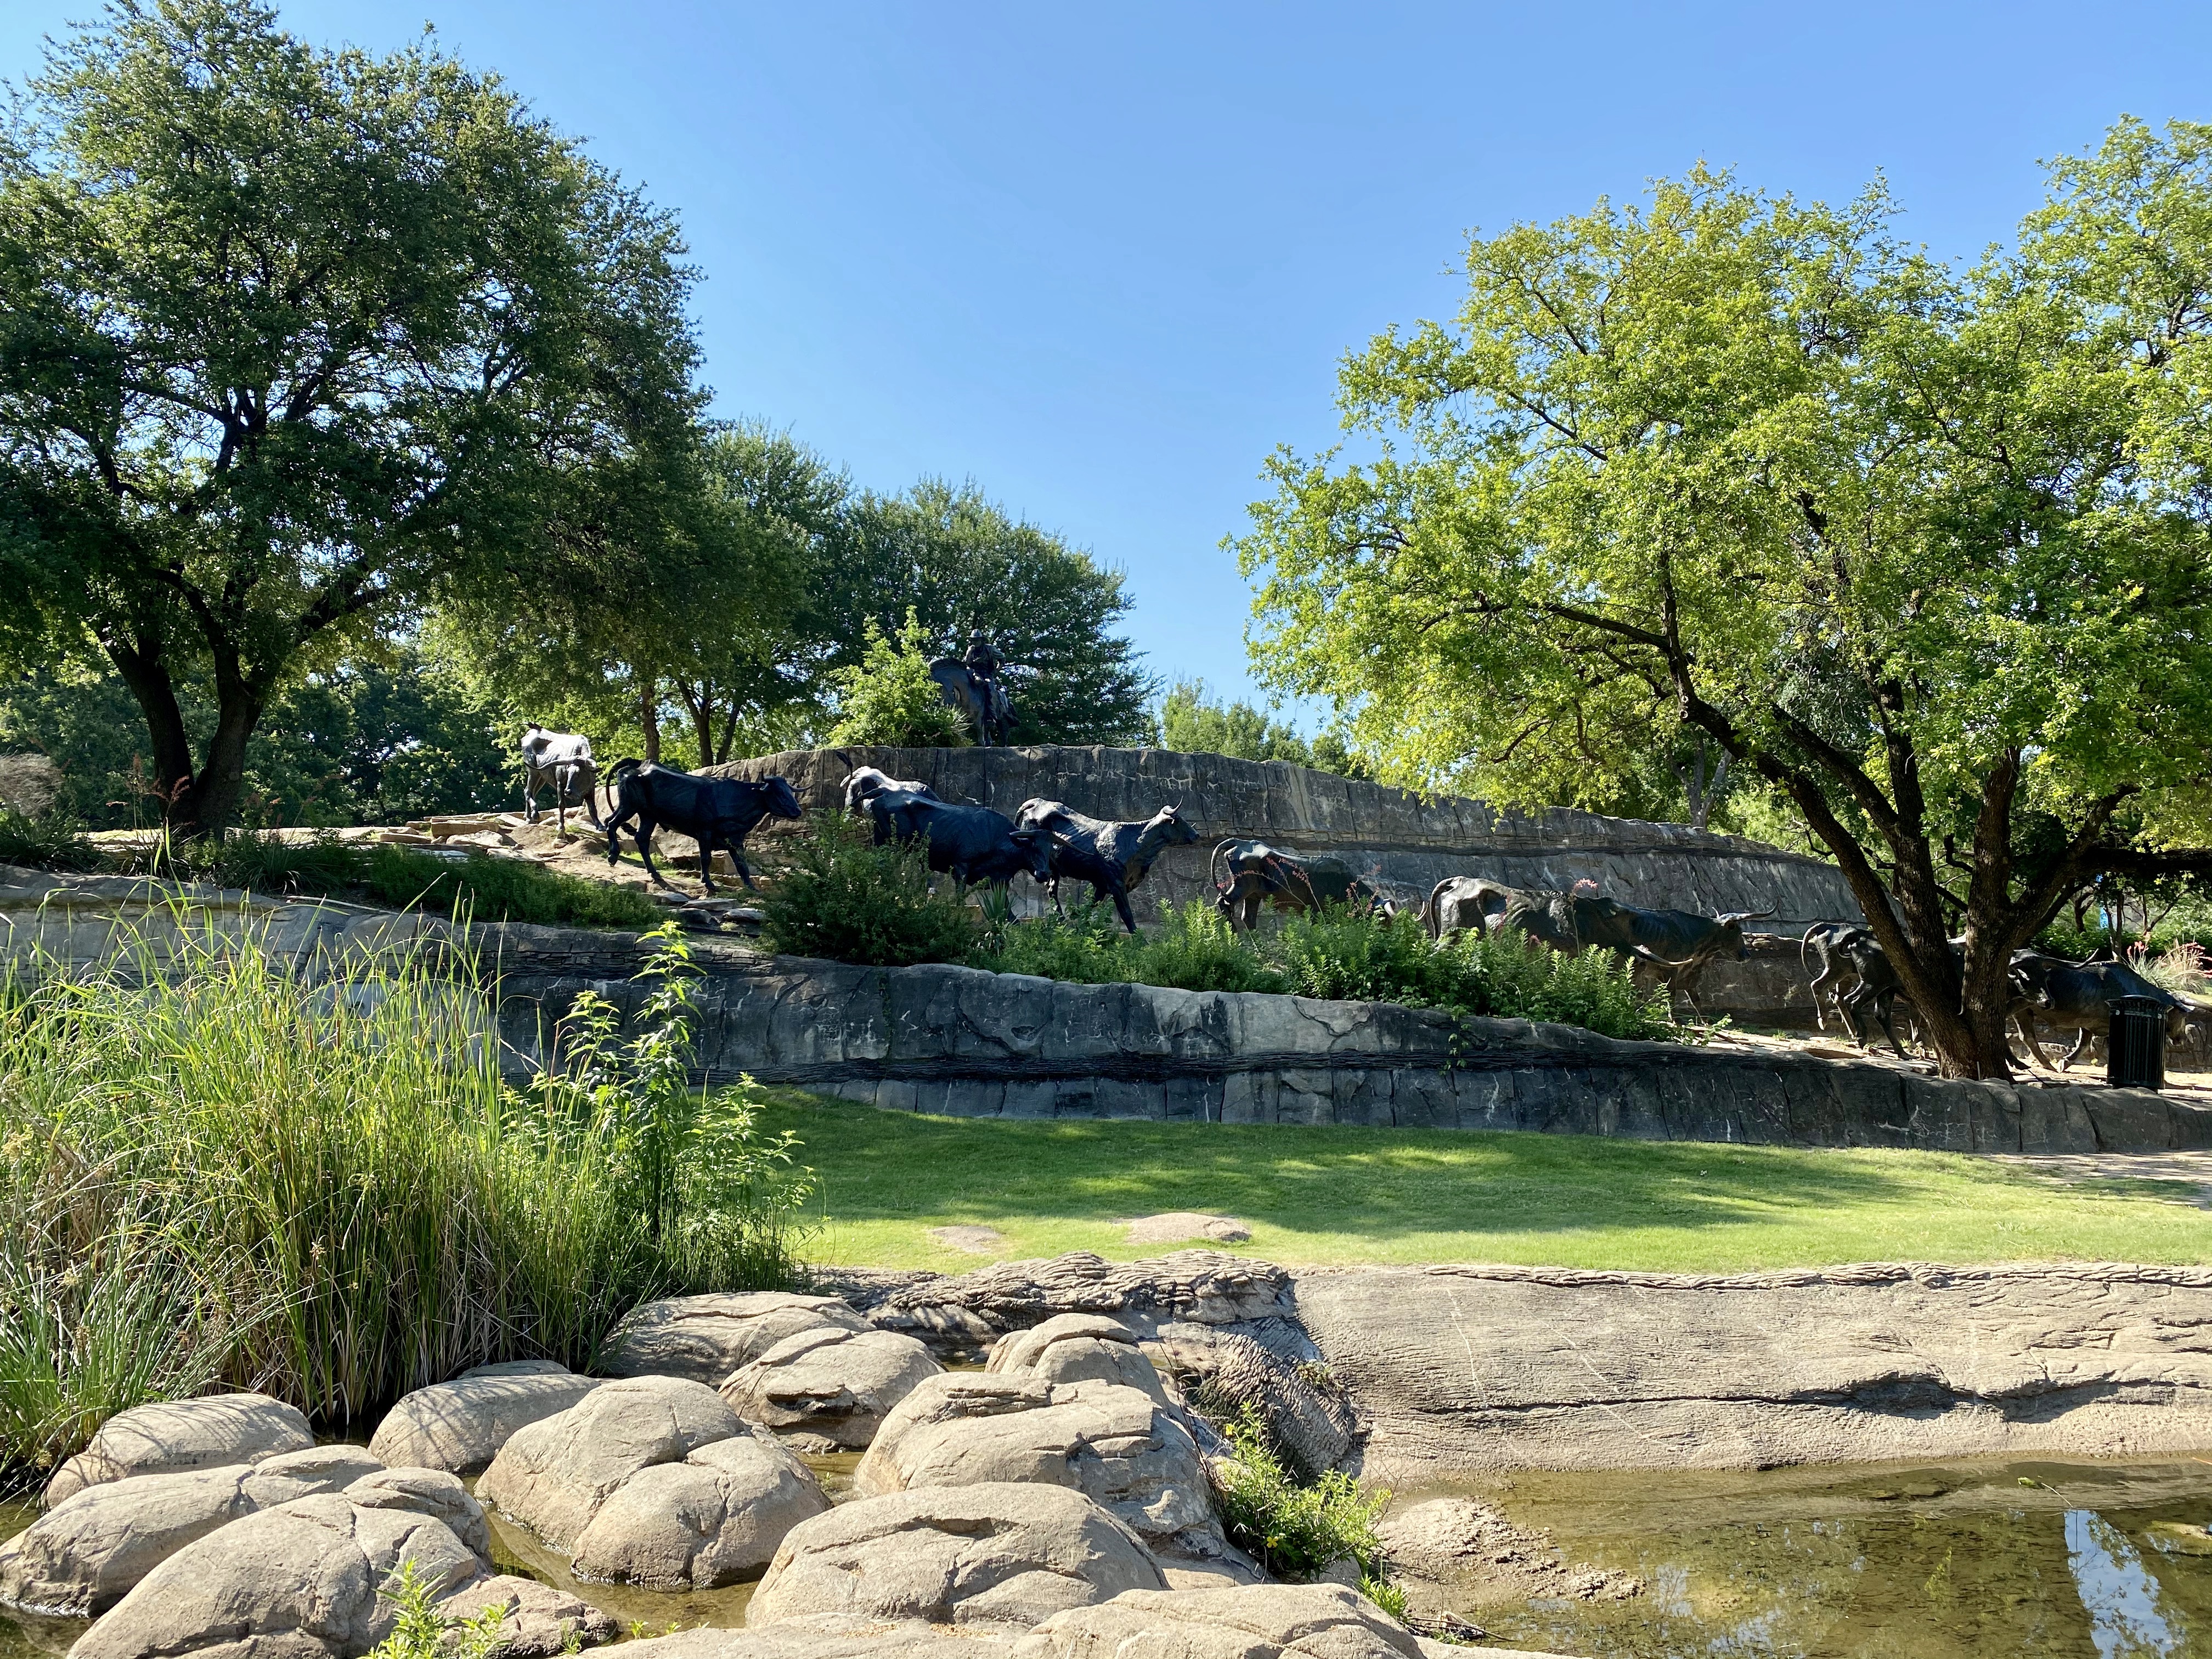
[759,1092,2212,1273]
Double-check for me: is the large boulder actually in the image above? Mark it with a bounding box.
[616,1628,1007,1659]
[68,1469,616,1659]
[478,1374,828,1589]
[854,1375,1220,1556]
[0,1447,381,1616]
[367,1361,601,1474]
[601,1293,871,1384]
[1374,1498,1638,1609]
[987,1316,1168,1406]
[747,1482,1167,1633]
[720,1328,941,1449]
[1017,1583,1424,1659]
[43,1392,314,1507]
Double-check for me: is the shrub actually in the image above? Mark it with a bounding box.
[973,901,1674,1042]
[0,805,104,873]
[761,814,980,966]
[0,919,811,1491]
[1211,1406,1390,1581]
[825,608,969,748]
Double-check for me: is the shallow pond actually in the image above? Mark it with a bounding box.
[1410,1454,2212,1657]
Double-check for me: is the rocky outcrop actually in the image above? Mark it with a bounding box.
[366,1361,600,1474]
[986,1316,1170,1406]
[600,1292,872,1385]
[747,1483,1168,1633]
[0,1447,381,1615]
[1018,1583,1425,1659]
[719,1327,942,1448]
[43,1392,315,1507]
[853,1374,1222,1557]
[477,1375,828,1588]
[614,1627,1008,1659]
[67,1469,613,1659]
[1291,1260,2212,1478]
[14,864,2207,1156]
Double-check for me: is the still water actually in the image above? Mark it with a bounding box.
[1418,1455,2212,1658]
[8,1454,2212,1656]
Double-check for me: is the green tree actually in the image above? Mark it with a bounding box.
[825,610,969,748]
[1234,125,2212,1080]
[1157,679,1365,776]
[0,0,701,835]
[814,479,1154,744]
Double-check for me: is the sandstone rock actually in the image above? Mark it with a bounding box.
[601,1293,871,1385]
[66,1474,612,1659]
[616,1626,1008,1659]
[860,1252,1293,1341]
[988,1315,1169,1405]
[1374,1499,1637,1607]
[477,1376,828,1589]
[0,1447,382,1615]
[855,1375,1220,1555]
[1123,1214,1251,1246]
[43,1392,314,1506]
[747,1483,1167,1633]
[928,1226,1008,1255]
[1015,1583,1424,1659]
[478,1375,744,1551]
[721,1327,941,1448]
[570,1427,831,1589]
[440,1575,622,1658]
[368,1361,601,1473]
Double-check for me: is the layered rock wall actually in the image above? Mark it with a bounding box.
[716,746,1861,1023]
[8,865,2202,1158]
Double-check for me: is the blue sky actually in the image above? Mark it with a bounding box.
[4,2,2208,720]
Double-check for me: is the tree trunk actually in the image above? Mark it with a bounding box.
[691,697,715,770]
[638,677,661,765]
[174,688,263,838]
[105,632,198,829]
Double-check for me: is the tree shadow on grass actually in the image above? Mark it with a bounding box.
[753,1090,2045,1251]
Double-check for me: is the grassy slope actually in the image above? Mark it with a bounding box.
[760,1092,2212,1274]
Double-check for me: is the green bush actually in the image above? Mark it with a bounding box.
[0,919,811,1491]
[825,608,969,748]
[0,806,104,872]
[972,901,1674,1042]
[761,814,980,967]
[1211,1406,1391,1581]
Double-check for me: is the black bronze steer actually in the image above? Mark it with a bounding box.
[1210,839,1383,931]
[604,761,801,894]
[2007,951,2202,1071]
[1578,900,1773,1013]
[1013,799,1199,932]
[870,794,1052,901]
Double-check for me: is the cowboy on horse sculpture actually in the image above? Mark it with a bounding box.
[929,629,1016,746]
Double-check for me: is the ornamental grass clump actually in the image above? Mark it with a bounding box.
[0,916,811,1493]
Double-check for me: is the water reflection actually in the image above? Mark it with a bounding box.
[1413,1457,2212,1658]
[2068,1510,2188,1658]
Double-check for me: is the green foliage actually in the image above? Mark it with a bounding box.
[972,902,1674,1041]
[366,1560,508,1659]
[814,480,1155,746]
[760,812,981,967]
[0,805,101,872]
[0,919,811,1487]
[1158,680,1365,777]
[1212,1406,1390,1580]
[0,0,702,834]
[826,610,971,749]
[1231,122,2212,1077]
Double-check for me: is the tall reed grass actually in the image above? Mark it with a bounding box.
[0,913,812,1492]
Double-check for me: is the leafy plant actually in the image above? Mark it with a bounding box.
[1211,1406,1391,1581]
[825,608,969,748]
[760,812,979,967]
[367,1560,508,1659]
[0,806,103,872]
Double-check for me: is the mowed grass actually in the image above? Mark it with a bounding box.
[758,1092,2212,1273]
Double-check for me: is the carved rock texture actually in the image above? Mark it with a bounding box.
[366,1361,600,1474]
[1016,1583,1426,1659]
[1293,1260,2212,1478]
[602,1293,873,1385]
[0,1447,381,1615]
[43,1393,314,1508]
[987,1316,1170,1406]
[67,1470,616,1659]
[719,1328,943,1448]
[747,1483,1167,1633]
[478,1376,827,1588]
[854,1374,1222,1555]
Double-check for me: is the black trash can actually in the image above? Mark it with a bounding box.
[2107,994,2166,1092]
